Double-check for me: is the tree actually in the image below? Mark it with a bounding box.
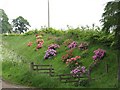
[101,0,120,82]
[0,9,12,33]
[12,16,30,34]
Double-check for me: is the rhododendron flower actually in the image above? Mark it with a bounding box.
[66,62,68,64]
[70,66,86,76]
[92,48,106,61]
[36,39,44,44]
[65,56,82,69]
[78,42,88,50]
[81,66,86,73]
[36,34,39,37]
[36,39,41,44]
[36,35,42,39]
[75,56,81,59]
[27,42,32,47]
[75,62,78,65]
[44,49,57,59]
[37,43,42,49]
[68,41,77,49]
[48,44,60,50]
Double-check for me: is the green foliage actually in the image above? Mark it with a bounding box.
[101,1,120,50]
[76,79,89,87]
[81,50,89,58]
[63,39,73,46]
[0,9,12,33]
[101,1,120,82]
[24,30,37,35]
[2,28,118,88]
[12,16,30,34]
[54,37,65,45]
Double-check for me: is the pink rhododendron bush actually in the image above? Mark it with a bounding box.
[62,49,74,63]
[68,41,77,49]
[78,42,89,50]
[27,34,44,51]
[66,56,82,69]
[35,34,44,51]
[92,48,106,61]
[71,66,86,77]
[44,44,60,59]
[48,44,60,50]
[44,49,57,59]
[63,39,73,46]
[27,42,32,47]
[92,48,106,65]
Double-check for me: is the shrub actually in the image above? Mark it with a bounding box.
[78,42,89,50]
[62,49,74,63]
[48,44,60,50]
[36,35,42,39]
[81,50,89,58]
[63,39,73,46]
[66,56,82,69]
[44,49,57,59]
[70,66,86,77]
[24,31,36,35]
[92,48,106,61]
[27,42,32,47]
[36,42,43,50]
[54,37,64,45]
[36,39,44,44]
[68,41,77,49]
[77,79,89,87]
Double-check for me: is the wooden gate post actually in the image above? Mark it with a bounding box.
[49,65,52,76]
[30,62,34,71]
[106,64,108,73]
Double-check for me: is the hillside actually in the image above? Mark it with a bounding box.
[1,28,118,88]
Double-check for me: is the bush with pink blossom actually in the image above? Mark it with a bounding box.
[70,66,86,77]
[92,48,106,61]
[66,56,82,69]
[48,44,60,50]
[68,41,77,49]
[44,49,57,59]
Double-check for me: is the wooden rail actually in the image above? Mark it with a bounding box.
[30,62,54,76]
[58,74,85,83]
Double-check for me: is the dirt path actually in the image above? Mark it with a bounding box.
[0,78,28,88]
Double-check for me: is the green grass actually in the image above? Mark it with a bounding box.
[0,61,2,76]
[1,30,118,88]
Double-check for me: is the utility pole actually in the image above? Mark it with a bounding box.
[48,0,50,28]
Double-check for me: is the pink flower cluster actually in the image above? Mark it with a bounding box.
[35,34,44,51]
[68,41,77,49]
[44,49,57,59]
[36,41,44,49]
[66,56,81,64]
[48,44,60,50]
[78,42,88,50]
[44,43,59,59]
[27,42,32,47]
[92,48,106,60]
[71,66,86,76]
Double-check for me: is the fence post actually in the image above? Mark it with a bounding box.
[106,64,108,73]
[59,75,61,81]
[87,65,92,81]
[49,65,52,76]
[30,62,34,71]
[87,70,91,80]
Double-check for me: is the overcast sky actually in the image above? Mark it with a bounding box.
[0,0,111,30]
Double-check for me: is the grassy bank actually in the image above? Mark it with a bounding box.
[1,29,118,88]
